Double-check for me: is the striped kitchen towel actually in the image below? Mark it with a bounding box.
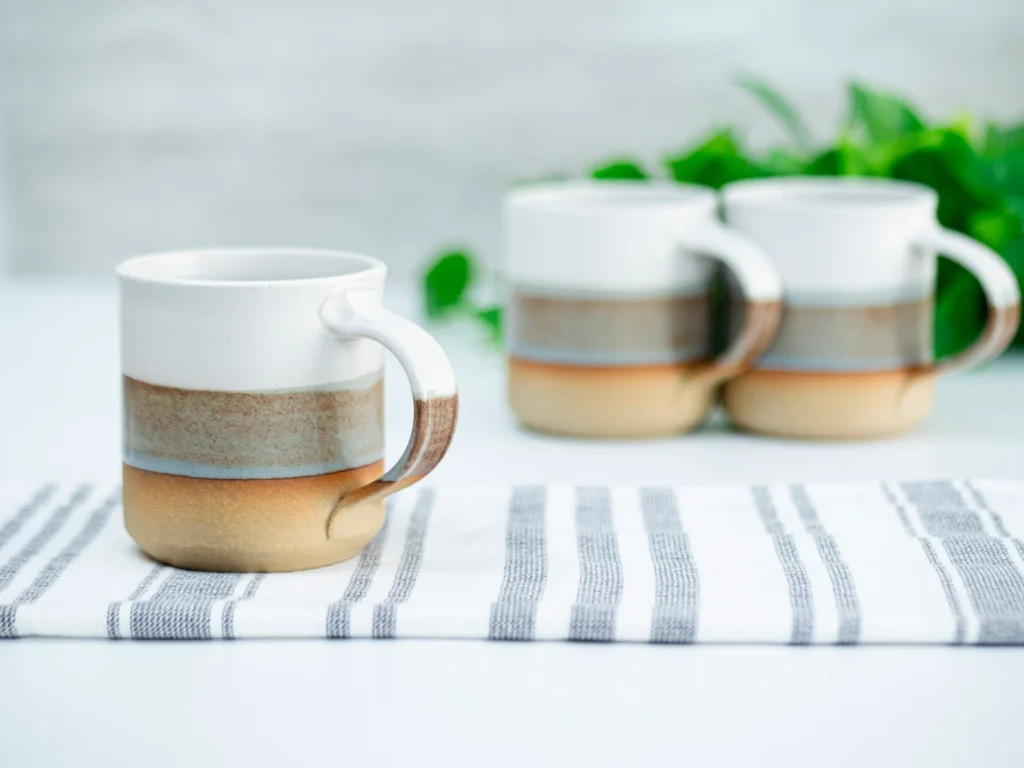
[1,480,1023,643]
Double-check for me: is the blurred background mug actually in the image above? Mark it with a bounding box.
[119,249,458,572]
[721,177,1021,439]
[503,181,782,438]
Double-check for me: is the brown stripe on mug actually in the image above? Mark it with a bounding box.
[123,373,384,479]
[508,289,711,366]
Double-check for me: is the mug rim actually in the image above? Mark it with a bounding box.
[722,176,938,212]
[504,179,718,215]
[116,247,386,288]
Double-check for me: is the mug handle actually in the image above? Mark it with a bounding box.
[914,226,1021,374]
[676,221,784,384]
[319,289,458,537]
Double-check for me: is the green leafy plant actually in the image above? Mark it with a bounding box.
[422,248,503,341]
[422,78,1024,357]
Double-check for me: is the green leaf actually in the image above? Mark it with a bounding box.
[590,159,649,180]
[1006,196,1024,223]
[735,73,812,148]
[803,140,879,176]
[934,259,986,359]
[968,208,1022,251]
[423,249,475,319]
[663,129,762,189]
[980,147,1024,197]
[890,129,994,231]
[983,122,1024,155]
[846,82,925,144]
[759,148,809,176]
[999,237,1024,345]
[804,147,842,176]
[838,137,882,176]
[475,306,503,342]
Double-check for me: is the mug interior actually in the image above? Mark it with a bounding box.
[117,248,382,285]
[723,177,936,212]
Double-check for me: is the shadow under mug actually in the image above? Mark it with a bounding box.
[720,177,1021,439]
[119,249,458,572]
[503,181,783,438]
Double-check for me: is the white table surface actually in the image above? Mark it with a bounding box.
[2,276,1024,768]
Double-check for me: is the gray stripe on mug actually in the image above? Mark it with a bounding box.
[130,569,246,640]
[747,298,933,372]
[372,489,435,639]
[641,488,699,644]
[752,487,814,644]
[489,486,547,641]
[508,290,712,368]
[0,489,117,638]
[0,485,57,551]
[0,485,91,599]
[108,564,168,639]
[902,481,1024,644]
[881,484,966,644]
[569,487,622,642]
[326,502,394,639]
[790,485,860,644]
[123,373,384,479]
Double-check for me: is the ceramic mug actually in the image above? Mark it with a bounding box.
[118,248,458,572]
[504,181,783,437]
[721,177,1021,439]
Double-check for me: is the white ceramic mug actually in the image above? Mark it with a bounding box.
[721,177,1021,438]
[503,181,783,437]
[119,248,458,572]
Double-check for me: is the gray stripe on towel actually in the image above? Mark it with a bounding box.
[108,564,168,639]
[0,485,57,551]
[641,488,699,643]
[0,485,90,599]
[753,486,814,644]
[569,487,622,642]
[882,484,966,644]
[963,480,1024,563]
[130,569,246,640]
[902,481,1024,644]
[489,486,547,641]
[1,489,117,638]
[326,502,393,639]
[791,485,860,644]
[372,489,434,639]
[221,574,267,640]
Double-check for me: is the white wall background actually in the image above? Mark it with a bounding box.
[3,0,1023,278]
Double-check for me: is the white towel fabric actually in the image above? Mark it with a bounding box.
[1,480,1023,643]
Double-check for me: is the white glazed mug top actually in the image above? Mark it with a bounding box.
[119,248,388,393]
[722,177,939,301]
[504,180,720,293]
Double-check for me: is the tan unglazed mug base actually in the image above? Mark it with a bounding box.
[723,369,936,440]
[123,461,386,573]
[508,357,716,438]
